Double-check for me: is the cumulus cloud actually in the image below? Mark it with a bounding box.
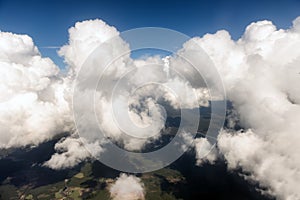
[187,17,300,199]
[194,138,218,165]
[0,31,73,148]
[2,15,300,200]
[180,131,218,165]
[43,136,104,170]
[59,19,212,155]
[58,19,120,76]
[49,18,300,199]
[109,173,145,200]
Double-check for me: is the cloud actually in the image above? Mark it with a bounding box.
[58,19,120,76]
[194,138,218,166]
[2,16,300,200]
[109,173,145,200]
[59,19,212,155]
[180,131,218,165]
[186,17,300,199]
[0,19,214,166]
[43,136,103,170]
[40,46,61,49]
[0,31,73,148]
[48,17,300,199]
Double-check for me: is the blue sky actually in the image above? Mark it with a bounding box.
[1,0,300,68]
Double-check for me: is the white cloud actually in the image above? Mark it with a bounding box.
[0,31,73,148]
[194,138,218,166]
[186,17,300,199]
[2,16,300,200]
[0,19,211,163]
[180,131,218,165]
[62,19,211,154]
[58,19,120,75]
[109,173,145,200]
[43,136,103,170]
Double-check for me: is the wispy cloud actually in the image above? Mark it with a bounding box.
[39,46,61,49]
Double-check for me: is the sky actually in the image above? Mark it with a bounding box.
[1,1,300,199]
[1,0,300,68]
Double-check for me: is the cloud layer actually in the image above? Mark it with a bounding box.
[190,18,300,200]
[1,16,300,200]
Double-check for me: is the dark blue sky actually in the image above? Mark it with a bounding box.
[1,0,300,68]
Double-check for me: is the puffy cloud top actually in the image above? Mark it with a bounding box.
[0,31,72,148]
[189,18,300,200]
[243,20,277,41]
[0,31,39,64]
[58,19,120,73]
[109,173,145,200]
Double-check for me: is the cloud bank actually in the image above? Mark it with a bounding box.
[190,18,300,200]
[1,16,300,200]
